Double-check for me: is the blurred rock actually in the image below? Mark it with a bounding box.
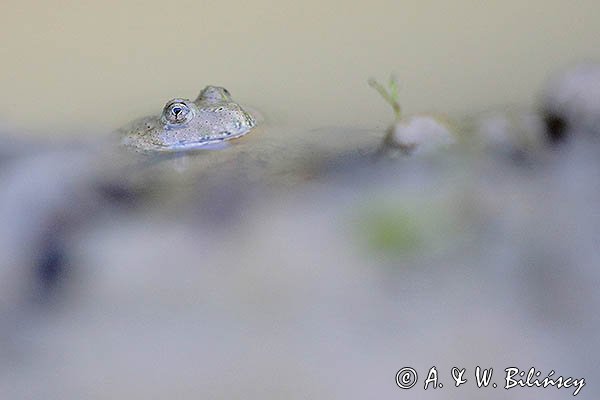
[541,63,600,142]
[473,107,547,164]
[383,115,455,156]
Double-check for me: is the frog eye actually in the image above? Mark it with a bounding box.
[162,99,194,124]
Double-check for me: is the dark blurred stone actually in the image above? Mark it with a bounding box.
[542,112,569,145]
[34,233,69,303]
[541,64,600,140]
[95,181,143,208]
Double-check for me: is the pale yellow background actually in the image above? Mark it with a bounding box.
[0,0,599,133]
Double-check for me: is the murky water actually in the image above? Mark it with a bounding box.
[1,1,599,134]
[1,3,599,399]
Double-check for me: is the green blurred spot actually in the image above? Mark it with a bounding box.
[360,208,423,255]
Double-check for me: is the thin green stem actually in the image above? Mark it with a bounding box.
[368,76,402,121]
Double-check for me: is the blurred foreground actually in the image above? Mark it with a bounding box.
[0,66,599,399]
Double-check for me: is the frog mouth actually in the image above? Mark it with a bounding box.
[150,130,252,152]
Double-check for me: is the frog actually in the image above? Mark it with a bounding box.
[120,86,257,152]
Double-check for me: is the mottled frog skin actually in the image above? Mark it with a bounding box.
[121,86,256,152]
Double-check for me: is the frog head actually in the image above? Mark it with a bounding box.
[121,86,256,152]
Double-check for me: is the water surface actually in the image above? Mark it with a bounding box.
[1,1,599,134]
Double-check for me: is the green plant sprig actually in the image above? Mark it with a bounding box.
[368,75,402,121]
